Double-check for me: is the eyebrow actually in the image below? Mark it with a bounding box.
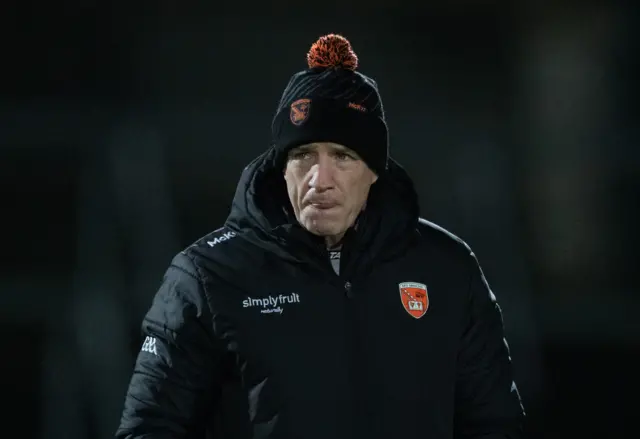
[288,144,361,159]
[290,145,313,153]
[291,144,354,153]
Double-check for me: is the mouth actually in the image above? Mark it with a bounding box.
[307,201,338,210]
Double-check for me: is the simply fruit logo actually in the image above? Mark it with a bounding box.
[242,293,301,315]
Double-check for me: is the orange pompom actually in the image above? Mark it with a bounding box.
[306,34,358,71]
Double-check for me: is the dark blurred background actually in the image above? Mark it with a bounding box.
[2,0,638,438]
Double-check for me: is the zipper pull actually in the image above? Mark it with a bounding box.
[344,281,353,298]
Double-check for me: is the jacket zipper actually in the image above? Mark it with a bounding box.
[321,249,353,299]
[344,281,353,298]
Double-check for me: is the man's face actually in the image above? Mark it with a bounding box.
[284,142,378,240]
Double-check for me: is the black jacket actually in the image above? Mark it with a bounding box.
[116,147,525,439]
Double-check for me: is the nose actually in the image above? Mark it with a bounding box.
[308,158,335,192]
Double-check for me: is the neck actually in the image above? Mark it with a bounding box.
[325,233,345,250]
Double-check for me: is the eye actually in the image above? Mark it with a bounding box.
[335,152,353,161]
[290,150,311,160]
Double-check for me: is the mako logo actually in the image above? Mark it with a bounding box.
[207,231,236,247]
[243,293,301,315]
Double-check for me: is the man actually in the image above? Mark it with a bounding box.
[116,34,525,439]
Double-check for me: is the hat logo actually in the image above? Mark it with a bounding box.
[290,98,311,126]
[348,102,367,113]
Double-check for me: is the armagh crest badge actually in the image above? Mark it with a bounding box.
[399,282,429,319]
[290,98,311,125]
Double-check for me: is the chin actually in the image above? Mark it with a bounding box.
[304,223,339,237]
[300,217,342,237]
[298,206,352,236]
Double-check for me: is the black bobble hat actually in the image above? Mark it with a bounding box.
[271,34,389,175]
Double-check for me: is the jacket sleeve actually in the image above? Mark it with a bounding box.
[453,250,526,439]
[115,252,224,439]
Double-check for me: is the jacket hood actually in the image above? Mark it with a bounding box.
[225,145,420,274]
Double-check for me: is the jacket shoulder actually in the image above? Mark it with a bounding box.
[181,226,241,259]
[177,226,265,287]
[416,218,473,256]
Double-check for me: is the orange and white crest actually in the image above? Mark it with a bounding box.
[399,282,429,319]
[290,98,311,125]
